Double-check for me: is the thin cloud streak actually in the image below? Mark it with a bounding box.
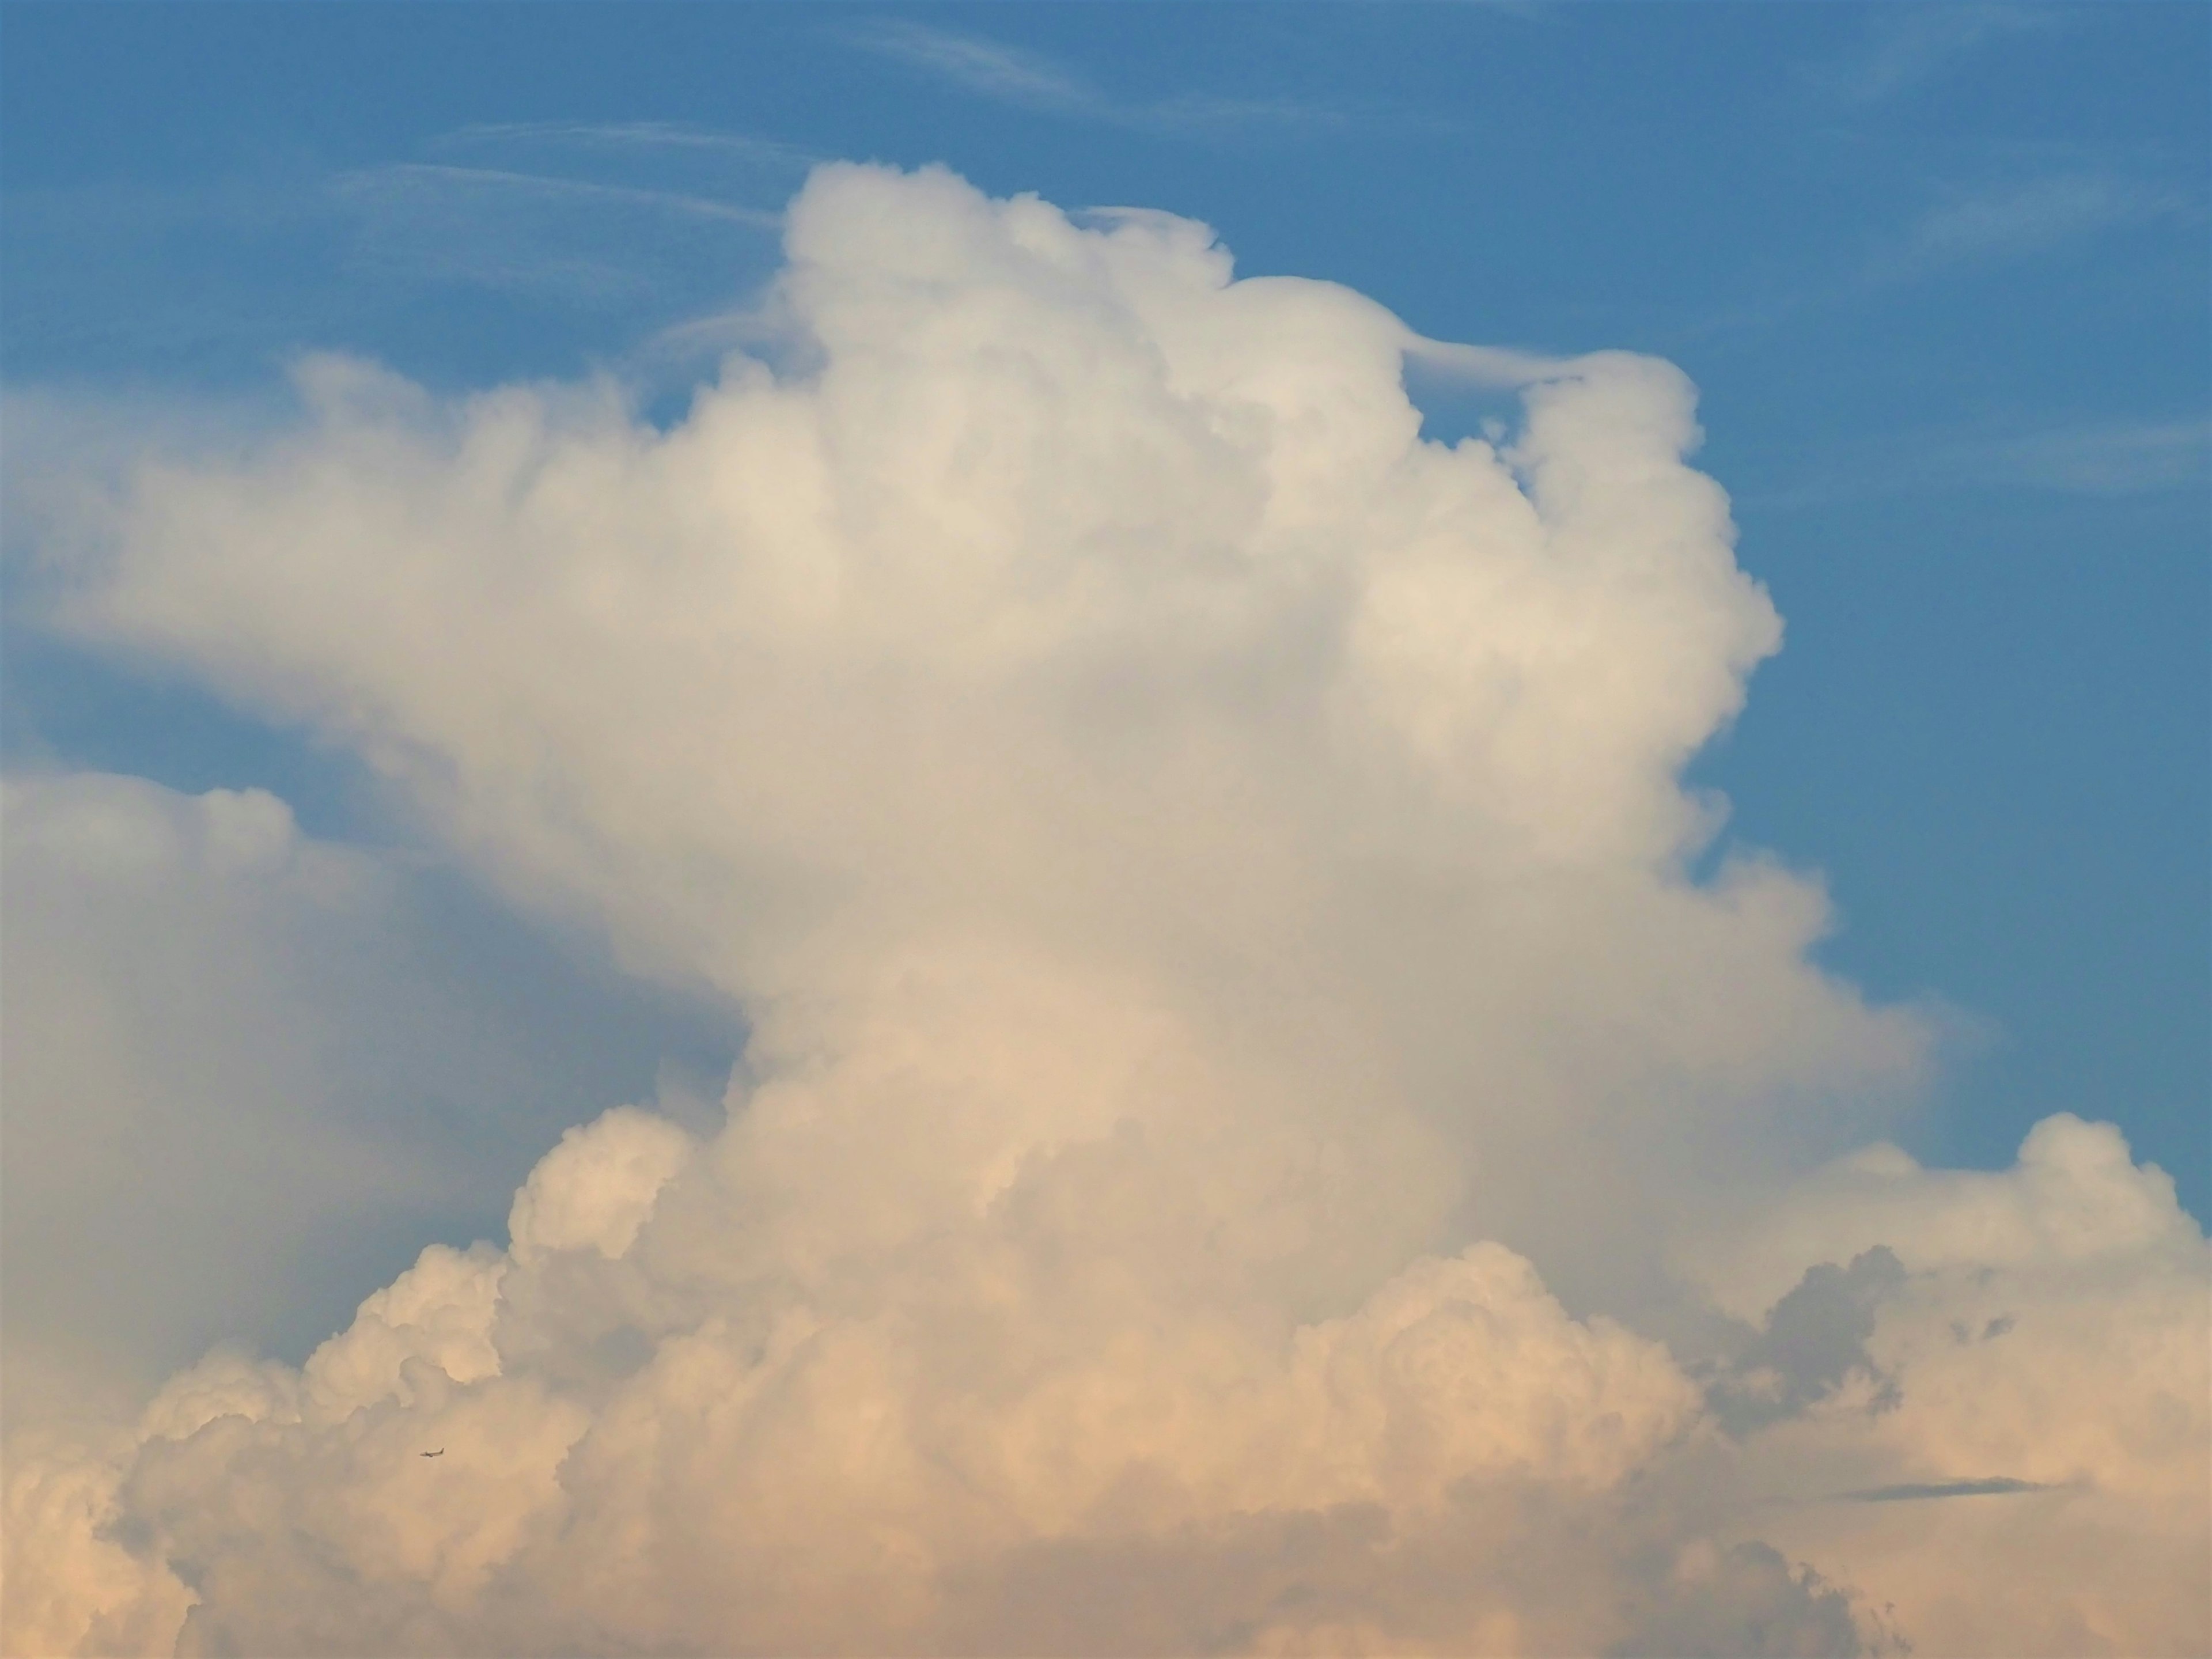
[434,122,815,169]
[1824,3,2065,104]
[1968,417,2212,496]
[857,18,1090,111]
[1671,166,2200,346]
[328,163,786,308]
[335,164,783,230]
[1736,415,2212,510]
[844,18,1337,133]
[1836,1477,2050,1503]
[1888,172,2193,278]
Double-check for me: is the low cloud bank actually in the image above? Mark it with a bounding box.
[4,164,2203,1656]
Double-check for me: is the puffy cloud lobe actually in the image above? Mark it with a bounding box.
[508,1108,696,1264]
[1694,1120,2210,1657]
[5,163,2204,1654]
[1683,1113,2201,1318]
[5,1104,1722,1656]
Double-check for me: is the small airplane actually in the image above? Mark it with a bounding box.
[420,1449,444,1459]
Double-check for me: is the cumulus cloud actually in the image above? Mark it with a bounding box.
[1685,1120,2209,1658]
[5,162,2203,1656]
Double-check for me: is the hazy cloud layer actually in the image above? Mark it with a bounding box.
[5,164,2203,1657]
[0,772,738,1441]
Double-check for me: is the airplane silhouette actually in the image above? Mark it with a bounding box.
[421,1449,444,1458]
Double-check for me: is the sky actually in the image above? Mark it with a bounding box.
[1,6,2205,1658]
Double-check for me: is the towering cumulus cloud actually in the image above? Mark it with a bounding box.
[6,165,2204,1656]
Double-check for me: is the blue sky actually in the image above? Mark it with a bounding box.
[8,2,2200,1218]
[4,12,2209,1653]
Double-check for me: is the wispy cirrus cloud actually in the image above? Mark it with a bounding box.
[329,162,781,304]
[431,122,813,168]
[1824,3,2065,104]
[1889,171,2194,276]
[1677,163,2201,346]
[1737,415,2212,510]
[329,126,804,312]
[856,19,1090,111]
[844,18,1335,132]
[336,163,782,230]
[1961,416,2212,496]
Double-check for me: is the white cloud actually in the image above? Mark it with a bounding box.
[5,162,2202,1656]
[1685,1119,2209,1658]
